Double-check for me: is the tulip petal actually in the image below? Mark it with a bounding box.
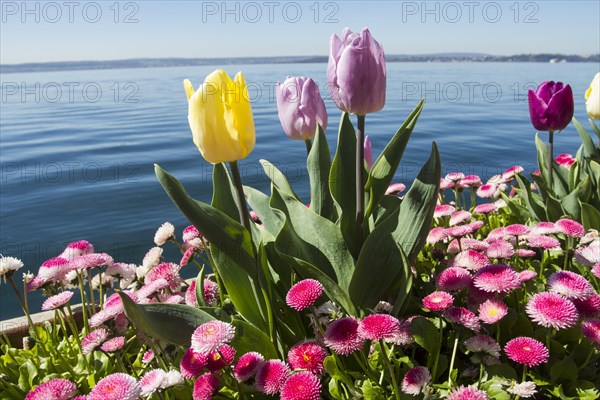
[546,84,574,131]
[184,79,195,101]
[232,72,256,158]
[528,89,549,131]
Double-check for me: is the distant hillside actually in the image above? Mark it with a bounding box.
[1,53,598,74]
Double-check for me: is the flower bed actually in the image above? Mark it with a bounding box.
[1,27,599,400]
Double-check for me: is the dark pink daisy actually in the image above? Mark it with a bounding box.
[448,386,489,400]
[427,227,447,244]
[502,165,524,181]
[436,267,472,292]
[358,314,401,342]
[41,291,74,311]
[256,360,290,395]
[422,291,454,312]
[485,228,507,242]
[140,369,167,397]
[386,182,406,195]
[504,224,530,237]
[101,336,126,353]
[434,204,456,218]
[572,294,600,318]
[401,366,431,395]
[25,378,77,400]
[324,317,364,355]
[473,203,498,214]
[37,257,71,284]
[88,373,141,400]
[206,344,236,372]
[459,175,482,188]
[448,238,489,254]
[185,280,198,307]
[556,218,585,238]
[478,299,508,324]
[182,225,200,242]
[192,373,219,400]
[234,352,265,382]
[531,221,558,235]
[286,279,324,311]
[144,262,181,290]
[287,341,327,374]
[60,240,95,260]
[548,271,593,299]
[180,247,195,267]
[486,240,515,259]
[443,307,480,331]
[449,250,490,271]
[526,292,579,330]
[504,337,549,367]
[527,235,560,250]
[280,372,321,400]
[449,210,472,226]
[180,348,209,379]
[203,278,219,306]
[473,264,521,293]
[191,321,235,353]
[82,328,109,354]
[519,270,537,282]
[440,178,455,190]
[581,319,600,344]
[477,183,498,198]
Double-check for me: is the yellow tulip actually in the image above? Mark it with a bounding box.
[184,69,256,163]
[585,72,600,120]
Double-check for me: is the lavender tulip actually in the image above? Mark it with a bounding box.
[528,81,574,132]
[364,135,373,169]
[327,28,386,116]
[276,76,328,140]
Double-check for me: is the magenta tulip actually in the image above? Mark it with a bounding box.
[528,81,574,131]
[327,28,386,116]
[276,76,327,140]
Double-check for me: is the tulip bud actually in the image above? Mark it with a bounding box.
[276,76,328,140]
[327,27,386,115]
[585,72,600,119]
[184,69,256,164]
[528,81,574,131]
[364,135,373,169]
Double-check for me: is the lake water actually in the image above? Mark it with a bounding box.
[1,62,598,319]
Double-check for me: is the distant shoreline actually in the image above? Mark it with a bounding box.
[2,54,598,74]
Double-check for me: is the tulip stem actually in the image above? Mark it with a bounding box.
[548,130,554,184]
[304,138,312,156]
[229,161,252,234]
[355,114,366,250]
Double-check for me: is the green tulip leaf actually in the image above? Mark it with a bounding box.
[307,125,335,220]
[573,118,600,158]
[260,159,300,200]
[581,201,600,230]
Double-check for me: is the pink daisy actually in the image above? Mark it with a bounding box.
[192,373,219,400]
[154,222,175,245]
[203,279,219,306]
[286,279,324,311]
[478,299,508,324]
[473,203,498,214]
[234,352,265,382]
[256,360,290,395]
[572,294,600,318]
[72,253,114,269]
[485,227,507,242]
[434,204,455,218]
[82,328,109,354]
[445,172,465,182]
[287,341,327,374]
[574,242,600,267]
[422,291,454,312]
[526,292,579,330]
[60,240,94,260]
[401,366,431,395]
[453,238,489,253]
[446,222,483,238]
[527,235,560,250]
[182,225,200,242]
[427,227,448,244]
[443,307,480,331]
[486,240,515,259]
[473,264,521,293]
[448,386,489,400]
[519,270,537,282]
[502,165,524,181]
[41,291,74,311]
[504,224,530,237]
[386,182,406,195]
[142,350,154,364]
[88,373,141,400]
[185,280,198,307]
[358,314,401,342]
[25,378,78,400]
[180,348,209,379]
[191,321,235,353]
[136,278,169,299]
[459,175,482,187]
[450,210,472,226]
[440,178,455,190]
[581,320,600,344]
[555,218,585,238]
[101,336,126,353]
[390,319,414,346]
[180,247,195,267]
[324,317,364,355]
[517,249,536,258]
[465,334,501,357]
[531,221,558,235]
[280,372,321,400]
[436,267,472,292]
[477,183,498,198]
[106,262,136,289]
[140,369,167,397]
[37,257,71,284]
[144,262,181,290]
[548,271,593,300]
[449,250,490,271]
[504,337,549,367]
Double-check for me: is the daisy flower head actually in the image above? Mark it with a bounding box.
[508,381,537,398]
[324,317,363,355]
[526,291,579,330]
[477,183,498,198]
[422,291,454,312]
[206,344,236,372]
[81,328,109,354]
[504,224,530,237]
[572,293,600,318]
[443,307,481,332]
[434,204,455,219]
[287,341,327,374]
[203,278,219,306]
[234,352,265,382]
[502,165,524,181]
[191,321,235,353]
[60,240,94,260]
[386,182,406,195]
[140,369,167,397]
[527,235,560,250]
[185,280,198,307]
[373,301,394,314]
[459,175,482,188]
[478,299,508,324]
[473,203,498,214]
[447,385,489,400]
[144,262,181,290]
[446,172,465,182]
[465,334,501,357]
[486,240,515,259]
[256,360,290,395]
[358,314,401,342]
[555,218,585,238]
[101,336,126,353]
[548,270,593,299]
[531,221,558,235]
[286,279,324,311]
[440,177,455,190]
[141,247,163,274]
[473,264,521,294]
[192,373,219,400]
[449,250,490,271]
[25,378,77,400]
[182,225,200,242]
[41,291,74,311]
[154,222,175,245]
[401,366,431,395]
[427,227,447,244]
[180,247,195,267]
[88,373,141,400]
[449,210,472,226]
[280,372,321,400]
[0,256,24,281]
[180,348,209,379]
[504,337,549,367]
[574,241,600,267]
[581,319,600,344]
[436,267,472,292]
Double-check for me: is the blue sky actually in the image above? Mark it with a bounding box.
[1,0,599,64]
